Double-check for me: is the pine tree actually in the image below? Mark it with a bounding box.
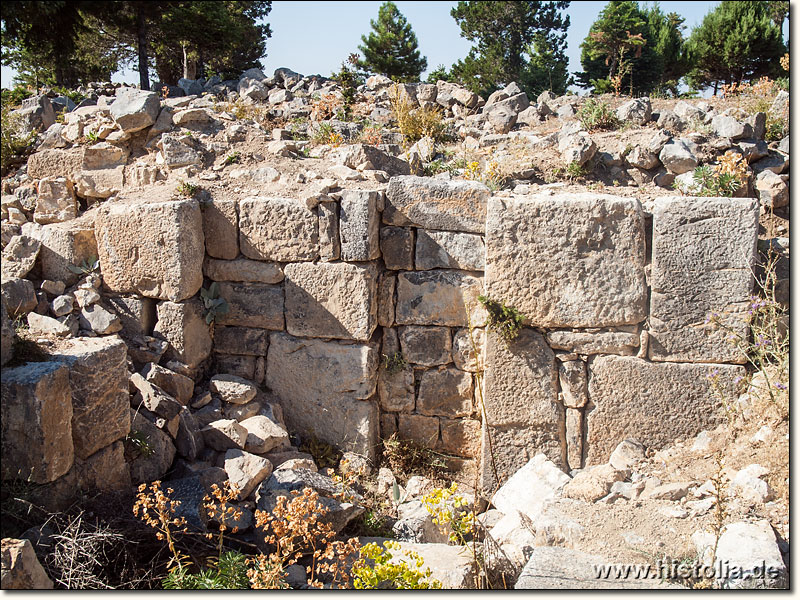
[685,1,786,95]
[357,1,427,82]
[449,1,571,99]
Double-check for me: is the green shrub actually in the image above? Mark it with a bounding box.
[478,295,525,344]
[578,98,619,131]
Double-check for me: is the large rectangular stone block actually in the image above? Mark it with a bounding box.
[585,356,744,465]
[266,333,379,459]
[214,326,269,356]
[34,216,97,287]
[216,282,284,330]
[396,270,485,327]
[415,230,485,271]
[284,262,376,341]
[384,176,489,233]
[649,197,759,363]
[153,299,212,368]
[480,329,563,492]
[1,362,74,483]
[485,194,647,327]
[204,257,284,284]
[95,199,204,302]
[201,199,238,260]
[52,336,130,460]
[239,197,318,261]
[340,190,380,261]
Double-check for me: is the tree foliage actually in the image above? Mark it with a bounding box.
[357,1,427,82]
[449,1,571,98]
[685,1,786,94]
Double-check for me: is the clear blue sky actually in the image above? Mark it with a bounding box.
[0,1,789,92]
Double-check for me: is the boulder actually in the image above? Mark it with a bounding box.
[201,419,247,451]
[711,115,752,140]
[0,538,54,589]
[491,454,570,520]
[712,520,786,588]
[616,97,651,125]
[33,217,97,287]
[153,299,212,369]
[240,415,290,454]
[754,170,789,209]
[658,140,698,174]
[109,89,160,132]
[128,409,176,484]
[224,449,273,500]
[337,144,411,176]
[1,278,37,318]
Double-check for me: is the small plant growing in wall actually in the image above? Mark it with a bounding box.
[382,351,408,375]
[176,181,200,198]
[200,282,229,325]
[68,254,100,276]
[478,295,525,344]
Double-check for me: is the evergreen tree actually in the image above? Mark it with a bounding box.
[449,1,571,98]
[685,1,786,95]
[357,1,427,82]
[644,4,689,96]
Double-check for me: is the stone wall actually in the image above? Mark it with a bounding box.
[7,177,757,495]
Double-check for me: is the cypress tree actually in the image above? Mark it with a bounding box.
[357,1,427,82]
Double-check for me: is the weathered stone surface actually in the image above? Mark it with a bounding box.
[516,547,677,589]
[586,356,743,465]
[565,408,583,470]
[452,327,484,372]
[314,200,338,262]
[380,226,414,270]
[1,297,13,367]
[399,326,452,366]
[415,230,485,271]
[626,146,660,170]
[439,418,481,457]
[109,89,160,132]
[649,197,758,363]
[262,467,362,501]
[558,131,597,166]
[266,333,379,458]
[754,170,789,209]
[202,419,247,451]
[377,365,415,413]
[546,329,639,355]
[216,282,284,330]
[481,330,561,491]
[492,453,570,521]
[73,439,131,492]
[1,538,54,589]
[141,363,194,405]
[417,367,473,417]
[26,312,71,337]
[50,336,129,461]
[175,407,203,461]
[384,176,489,233]
[658,140,698,174]
[485,194,647,328]
[128,409,176,484]
[158,135,201,168]
[34,177,77,224]
[711,115,751,140]
[558,359,587,408]
[2,235,40,279]
[224,449,273,500]
[284,262,376,341]
[33,217,97,287]
[397,413,440,448]
[239,197,318,262]
[713,520,786,588]
[27,148,84,181]
[96,199,204,302]
[2,278,37,318]
[214,353,256,380]
[562,463,624,502]
[79,304,122,334]
[130,372,183,420]
[240,415,290,454]
[210,374,258,405]
[201,199,238,259]
[153,299,212,368]
[338,144,410,176]
[396,270,485,327]
[1,362,74,483]
[105,296,156,337]
[213,326,269,356]
[616,97,652,125]
[204,257,283,284]
[339,190,381,261]
[377,273,396,327]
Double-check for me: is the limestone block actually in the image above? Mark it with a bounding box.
[239,197,318,262]
[380,226,414,271]
[1,278,36,319]
[0,538,54,589]
[204,258,283,285]
[491,453,570,520]
[649,197,758,363]
[565,408,583,470]
[415,230,485,271]
[34,177,77,224]
[284,262,376,341]
[240,415,290,454]
[546,329,639,355]
[214,326,269,356]
[128,409,176,484]
[481,329,562,491]
[399,326,452,366]
[318,201,340,261]
[105,295,157,337]
[558,360,587,408]
[397,414,440,448]
[202,419,248,451]
[224,449,273,500]
[52,336,130,460]
[486,194,647,328]
[384,176,489,233]
[452,327,484,373]
[1,362,74,483]
[2,235,40,279]
[216,282,284,330]
[266,333,379,459]
[74,440,131,492]
[33,217,97,287]
[440,418,481,457]
[377,366,415,413]
[27,148,84,182]
[214,353,256,380]
[417,366,473,417]
[377,272,396,327]
[109,89,160,132]
[141,363,194,405]
[586,356,744,465]
[396,270,485,327]
[153,299,212,368]
[339,190,380,261]
[95,199,204,302]
[201,199,238,259]
[210,374,257,405]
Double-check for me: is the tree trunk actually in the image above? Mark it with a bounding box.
[137,5,150,90]
[182,43,196,80]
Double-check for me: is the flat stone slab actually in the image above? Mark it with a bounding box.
[485,194,647,327]
[384,176,490,233]
[649,197,759,363]
[239,197,318,262]
[284,262,377,341]
[415,230,485,271]
[396,270,485,327]
[586,356,744,465]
